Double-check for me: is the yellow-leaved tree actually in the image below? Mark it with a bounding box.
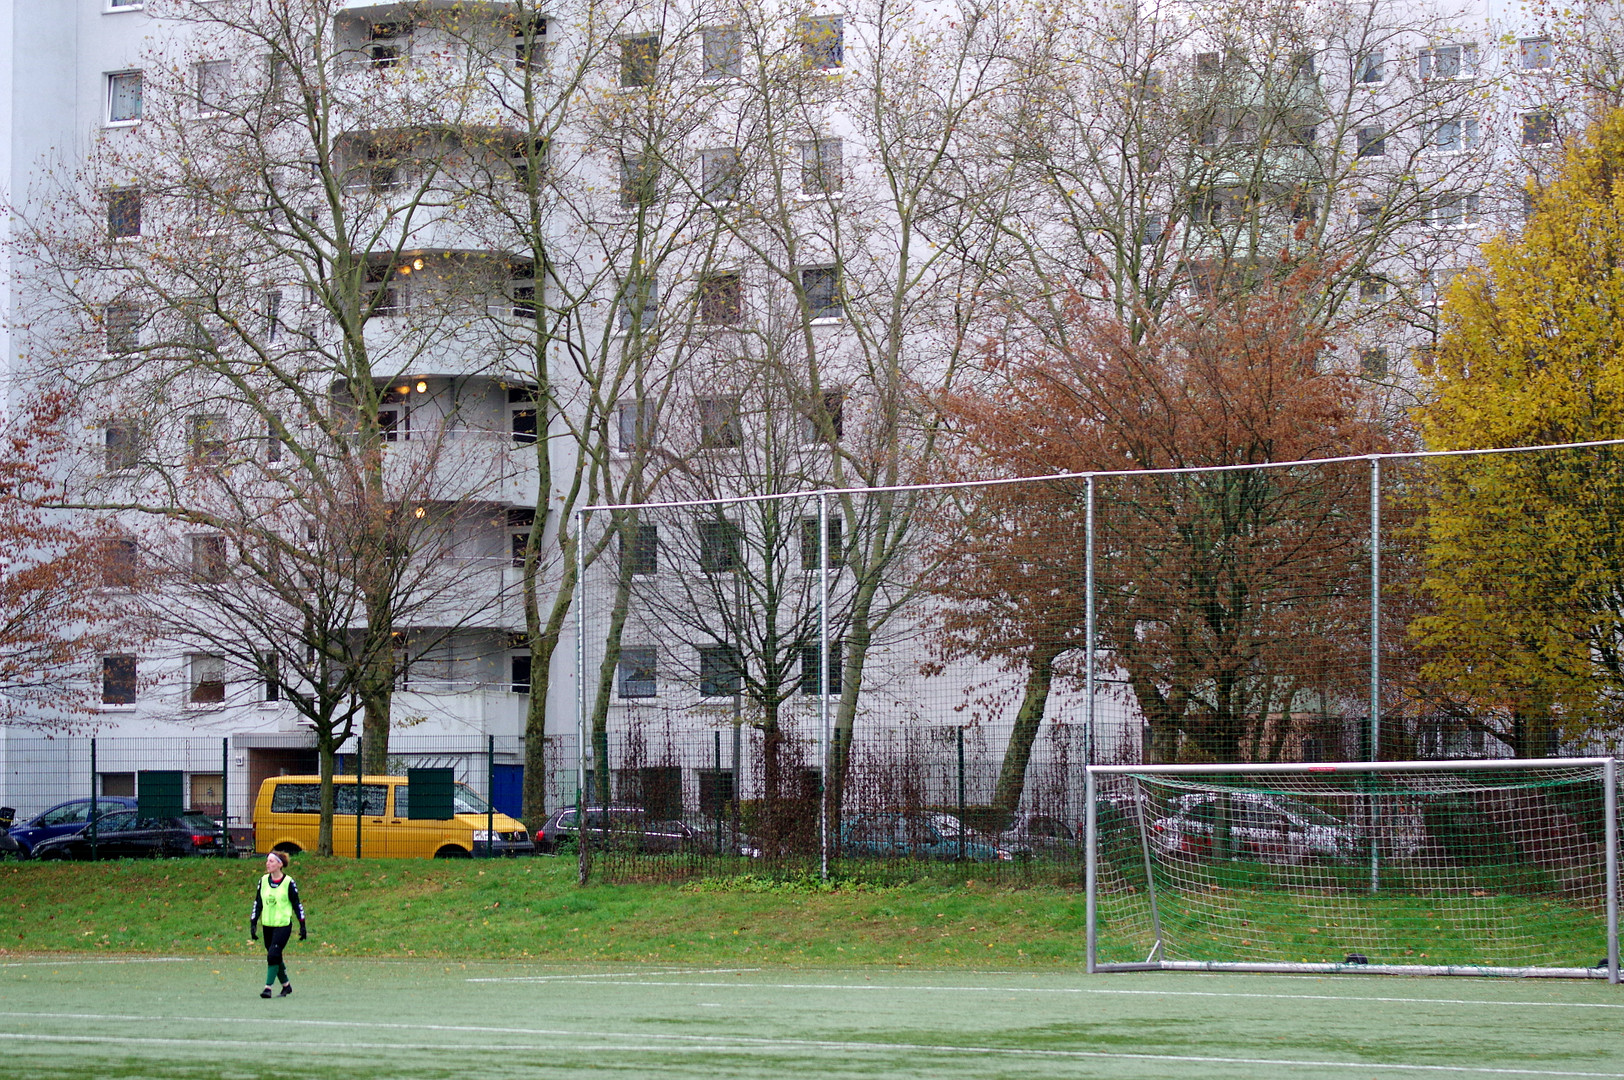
[1415,109,1624,756]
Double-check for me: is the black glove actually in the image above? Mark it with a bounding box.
[250,926,258,941]
[299,926,307,941]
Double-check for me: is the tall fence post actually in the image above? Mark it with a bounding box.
[819,490,831,881]
[486,734,495,857]
[1369,455,1382,761]
[1085,473,1097,765]
[221,737,230,855]
[355,746,363,860]
[575,507,588,886]
[89,737,98,861]
[957,726,966,862]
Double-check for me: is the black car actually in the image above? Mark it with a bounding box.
[29,809,225,860]
[534,806,704,855]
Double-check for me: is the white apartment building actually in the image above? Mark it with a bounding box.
[0,0,1592,826]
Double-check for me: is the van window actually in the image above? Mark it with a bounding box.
[270,782,387,815]
[395,781,490,819]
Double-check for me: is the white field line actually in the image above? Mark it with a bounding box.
[0,1026,1619,1077]
[465,967,758,983]
[0,958,193,968]
[459,976,1624,1010]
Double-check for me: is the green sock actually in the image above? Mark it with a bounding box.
[278,964,290,985]
[265,965,278,986]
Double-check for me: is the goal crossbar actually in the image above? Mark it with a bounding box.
[1083,759,1620,982]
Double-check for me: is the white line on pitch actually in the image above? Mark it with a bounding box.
[466,967,758,983]
[0,958,193,969]
[495,978,1624,1010]
[0,1028,1618,1077]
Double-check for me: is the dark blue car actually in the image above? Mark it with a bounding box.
[839,813,1011,862]
[8,797,139,857]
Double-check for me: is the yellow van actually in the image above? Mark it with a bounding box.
[252,775,532,858]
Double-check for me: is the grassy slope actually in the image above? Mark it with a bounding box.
[0,857,1089,968]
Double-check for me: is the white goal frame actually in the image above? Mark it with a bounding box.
[1084,758,1620,982]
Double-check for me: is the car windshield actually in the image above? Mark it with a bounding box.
[453,783,492,814]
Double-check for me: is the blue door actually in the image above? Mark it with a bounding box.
[492,764,523,819]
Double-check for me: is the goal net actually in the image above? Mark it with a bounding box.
[1084,759,1620,981]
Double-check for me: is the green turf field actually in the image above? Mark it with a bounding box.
[3,955,1621,1079]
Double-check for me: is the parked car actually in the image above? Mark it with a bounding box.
[996,812,1082,861]
[0,809,21,860]
[534,806,706,855]
[29,809,225,860]
[840,812,1012,862]
[6,797,139,857]
[1151,792,1357,862]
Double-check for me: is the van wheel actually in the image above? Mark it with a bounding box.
[273,843,301,856]
[434,846,471,859]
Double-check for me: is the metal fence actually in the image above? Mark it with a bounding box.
[572,443,1624,882]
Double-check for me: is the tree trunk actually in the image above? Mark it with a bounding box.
[990,645,1063,815]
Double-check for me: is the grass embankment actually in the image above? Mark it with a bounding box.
[0,857,1089,968]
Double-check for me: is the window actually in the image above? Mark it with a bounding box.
[698,644,742,696]
[264,416,284,463]
[1356,199,1383,231]
[800,514,844,571]
[262,652,281,702]
[361,141,401,192]
[620,34,659,87]
[1432,117,1479,152]
[366,21,411,69]
[509,385,538,443]
[1358,274,1387,303]
[104,302,142,355]
[194,60,232,114]
[800,267,842,319]
[1430,193,1479,228]
[510,262,538,320]
[1523,110,1555,145]
[699,272,743,325]
[622,524,658,575]
[1194,52,1220,76]
[619,150,659,208]
[104,419,140,471]
[1418,44,1475,79]
[1355,127,1385,158]
[703,26,742,77]
[701,148,742,203]
[510,138,548,188]
[263,289,282,342]
[1519,36,1553,70]
[507,508,535,568]
[107,0,143,9]
[799,639,843,696]
[364,262,404,317]
[189,413,227,465]
[697,518,741,573]
[800,138,843,195]
[189,654,226,705]
[513,17,547,67]
[615,399,654,453]
[618,647,657,698]
[618,272,658,331]
[108,188,141,238]
[191,534,229,582]
[101,538,139,587]
[800,16,843,69]
[1137,214,1164,246]
[1359,348,1389,376]
[107,71,142,124]
[801,389,844,443]
[1356,50,1384,83]
[698,395,742,449]
[378,387,408,440]
[102,655,137,705]
[510,652,531,695]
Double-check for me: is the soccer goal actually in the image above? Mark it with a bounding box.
[1084,758,1619,981]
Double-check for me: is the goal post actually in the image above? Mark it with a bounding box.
[1084,758,1620,982]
